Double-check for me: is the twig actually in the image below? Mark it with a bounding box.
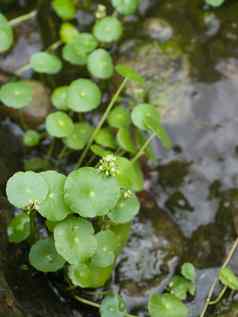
[200,237,238,317]
[9,10,37,27]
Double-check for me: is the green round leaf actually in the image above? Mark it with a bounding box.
[108,105,131,128]
[30,52,62,74]
[169,276,193,300]
[95,127,117,149]
[131,103,159,130]
[63,43,88,65]
[111,0,140,16]
[144,115,173,150]
[148,293,189,317]
[181,263,196,283]
[115,157,143,192]
[7,212,31,243]
[63,32,97,65]
[219,267,238,290]
[91,230,117,267]
[6,171,48,209]
[0,81,32,109]
[60,22,79,43]
[38,171,70,221]
[51,86,69,110]
[64,122,94,150]
[68,79,101,112]
[108,192,140,223]
[87,49,114,79]
[73,33,98,53]
[46,111,74,138]
[54,216,97,264]
[100,294,127,317]
[52,0,76,20]
[116,128,136,153]
[115,64,144,84]
[91,144,112,158]
[64,167,120,217]
[206,0,224,7]
[23,130,41,147]
[0,14,13,53]
[93,16,123,43]
[29,238,65,272]
[68,262,113,288]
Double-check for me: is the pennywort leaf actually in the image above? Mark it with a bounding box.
[0,81,32,109]
[29,238,65,272]
[7,212,31,243]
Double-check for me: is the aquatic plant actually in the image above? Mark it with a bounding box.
[0,1,204,317]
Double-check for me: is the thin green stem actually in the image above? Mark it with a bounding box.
[75,78,128,168]
[15,63,32,76]
[199,237,238,317]
[74,295,137,317]
[58,146,68,159]
[48,40,62,51]
[46,139,55,160]
[131,133,156,163]
[19,112,28,130]
[74,295,100,308]
[9,10,37,27]
[209,286,227,305]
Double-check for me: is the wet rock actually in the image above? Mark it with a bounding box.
[185,223,225,268]
[0,121,23,192]
[0,19,42,73]
[116,192,186,310]
[1,80,52,128]
[143,17,173,41]
[0,197,25,317]
[118,39,193,125]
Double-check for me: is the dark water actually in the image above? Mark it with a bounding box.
[0,0,238,316]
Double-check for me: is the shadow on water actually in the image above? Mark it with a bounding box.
[1,0,238,316]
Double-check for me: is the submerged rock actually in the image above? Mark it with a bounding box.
[143,17,173,42]
[116,192,186,310]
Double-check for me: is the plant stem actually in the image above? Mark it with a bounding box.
[58,146,68,159]
[199,237,238,317]
[209,286,227,305]
[15,63,32,76]
[9,10,37,27]
[75,78,128,168]
[74,295,100,308]
[48,40,62,51]
[74,295,137,317]
[131,132,156,163]
[46,139,55,160]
